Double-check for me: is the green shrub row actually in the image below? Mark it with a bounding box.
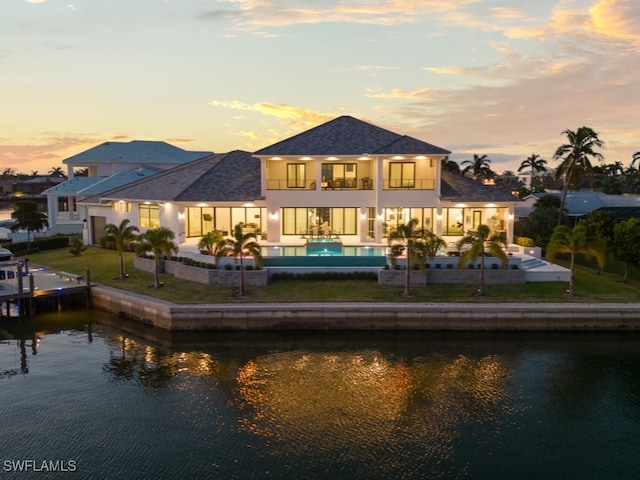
[7,236,70,256]
[270,271,377,282]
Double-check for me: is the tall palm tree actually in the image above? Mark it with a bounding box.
[388,218,445,297]
[136,227,179,289]
[632,151,640,169]
[217,223,263,297]
[517,153,547,190]
[48,166,67,178]
[103,219,139,279]
[604,161,624,177]
[546,223,606,297]
[553,127,604,225]
[461,154,494,181]
[456,224,507,297]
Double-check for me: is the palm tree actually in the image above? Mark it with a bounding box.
[48,166,67,178]
[10,200,49,251]
[217,223,263,297]
[553,127,604,225]
[103,219,139,279]
[136,227,179,288]
[632,151,640,169]
[388,218,445,297]
[517,153,547,190]
[604,161,624,177]
[456,224,507,297]
[441,157,461,174]
[546,223,606,297]
[197,230,226,264]
[461,154,494,181]
[611,218,640,284]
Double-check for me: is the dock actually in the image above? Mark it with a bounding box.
[0,262,91,318]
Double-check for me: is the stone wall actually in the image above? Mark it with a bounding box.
[174,264,218,285]
[217,269,268,287]
[378,267,525,285]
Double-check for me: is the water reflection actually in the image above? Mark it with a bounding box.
[2,313,640,479]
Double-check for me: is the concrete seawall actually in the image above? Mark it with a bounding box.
[91,285,640,332]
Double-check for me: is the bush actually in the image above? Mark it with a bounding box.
[270,271,377,282]
[515,236,535,247]
[7,235,70,256]
[69,237,87,256]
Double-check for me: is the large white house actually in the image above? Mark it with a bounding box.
[75,116,519,247]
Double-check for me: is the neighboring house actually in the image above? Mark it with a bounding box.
[79,116,519,246]
[516,191,640,223]
[43,141,213,234]
[12,176,66,196]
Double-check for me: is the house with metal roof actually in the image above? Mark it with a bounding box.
[43,141,212,234]
[79,116,518,247]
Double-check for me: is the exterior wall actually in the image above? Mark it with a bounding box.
[378,268,525,285]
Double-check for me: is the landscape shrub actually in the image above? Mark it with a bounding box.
[515,236,535,247]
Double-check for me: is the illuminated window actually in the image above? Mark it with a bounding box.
[287,163,306,188]
[113,202,131,213]
[388,162,415,188]
[139,204,160,228]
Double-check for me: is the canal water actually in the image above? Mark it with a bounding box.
[1,310,640,480]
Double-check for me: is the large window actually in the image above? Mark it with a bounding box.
[321,163,357,189]
[282,207,358,235]
[388,162,415,188]
[287,163,306,188]
[382,207,434,237]
[185,206,265,237]
[139,204,160,229]
[442,207,464,236]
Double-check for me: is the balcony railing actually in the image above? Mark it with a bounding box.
[266,178,374,190]
[382,178,436,190]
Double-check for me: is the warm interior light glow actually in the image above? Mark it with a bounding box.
[415,156,426,160]
[327,156,338,160]
[197,203,208,207]
[392,156,404,160]
[244,203,254,207]
[301,156,312,160]
[270,156,282,160]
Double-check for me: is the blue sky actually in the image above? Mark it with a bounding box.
[2,0,639,174]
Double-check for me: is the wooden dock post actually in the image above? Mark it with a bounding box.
[16,264,23,318]
[28,273,35,316]
[86,268,92,308]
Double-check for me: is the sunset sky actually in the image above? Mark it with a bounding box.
[2,0,639,175]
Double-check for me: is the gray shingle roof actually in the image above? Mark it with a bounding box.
[63,140,212,166]
[254,116,450,156]
[96,151,261,203]
[440,170,520,203]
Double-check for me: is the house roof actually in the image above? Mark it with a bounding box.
[440,170,520,203]
[42,166,162,196]
[95,150,262,203]
[63,140,212,166]
[254,115,451,156]
[43,176,107,195]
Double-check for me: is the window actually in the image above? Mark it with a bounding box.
[287,163,306,188]
[388,162,415,188]
[442,208,464,236]
[281,207,358,235]
[139,204,160,229]
[322,163,357,188]
[113,201,131,213]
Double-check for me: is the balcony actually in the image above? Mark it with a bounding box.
[267,178,374,190]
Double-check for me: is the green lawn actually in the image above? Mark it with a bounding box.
[23,246,640,304]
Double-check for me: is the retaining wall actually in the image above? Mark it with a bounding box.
[91,285,640,332]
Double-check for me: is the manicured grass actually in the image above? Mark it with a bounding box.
[23,246,640,304]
